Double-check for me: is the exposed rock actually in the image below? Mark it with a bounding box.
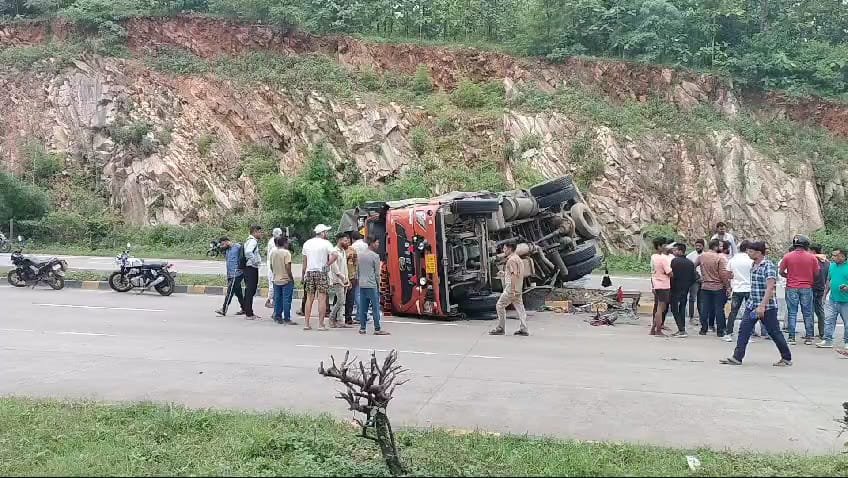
[0,17,839,248]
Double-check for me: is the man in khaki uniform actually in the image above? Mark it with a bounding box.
[490,242,529,336]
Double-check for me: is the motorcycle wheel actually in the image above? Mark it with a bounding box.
[108,272,133,292]
[7,270,26,287]
[48,273,65,290]
[0,242,10,253]
[155,275,175,296]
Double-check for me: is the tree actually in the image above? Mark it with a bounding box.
[0,171,50,225]
[259,144,343,237]
[319,350,408,476]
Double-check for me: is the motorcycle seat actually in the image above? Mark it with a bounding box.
[141,262,169,269]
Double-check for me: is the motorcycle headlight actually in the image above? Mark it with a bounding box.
[418,277,428,286]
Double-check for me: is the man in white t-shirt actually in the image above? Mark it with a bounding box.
[724,240,753,342]
[300,224,338,330]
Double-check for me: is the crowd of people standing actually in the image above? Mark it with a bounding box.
[650,222,848,366]
[213,224,390,335]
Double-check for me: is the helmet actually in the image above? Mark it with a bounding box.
[792,234,811,249]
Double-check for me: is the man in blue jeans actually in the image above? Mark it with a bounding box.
[269,236,297,325]
[216,237,245,316]
[721,241,792,367]
[780,235,820,345]
[357,237,390,336]
[817,248,848,349]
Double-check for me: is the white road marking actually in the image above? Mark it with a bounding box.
[34,303,164,313]
[0,328,116,337]
[295,344,500,359]
[56,331,118,337]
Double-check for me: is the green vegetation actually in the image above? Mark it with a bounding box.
[449,79,504,110]
[599,254,651,275]
[4,0,847,99]
[259,143,342,238]
[109,120,152,146]
[0,42,83,73]
[240,144,279,182]
[1,398,845,476]
[411,65,433,94]
[0,171,50,225]
[196,134,216,157]
[409,126,431,157]
[21,141,63,186]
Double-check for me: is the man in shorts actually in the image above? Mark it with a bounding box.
[650,237,673,337]
[300,224,338,331]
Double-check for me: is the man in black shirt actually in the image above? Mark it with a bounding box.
[670,243,696,337]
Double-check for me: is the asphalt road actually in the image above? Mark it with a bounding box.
[1,285,845,454]
[0,254,645,288]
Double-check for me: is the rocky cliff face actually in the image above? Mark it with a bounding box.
[0,16,836,248]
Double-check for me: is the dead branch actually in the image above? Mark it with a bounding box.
[319,349,408,476]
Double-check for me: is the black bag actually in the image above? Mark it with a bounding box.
[601,264,612,288]
[237,242,248,270]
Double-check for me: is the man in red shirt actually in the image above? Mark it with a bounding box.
[779,235,821,345]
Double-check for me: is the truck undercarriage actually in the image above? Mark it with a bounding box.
[339,176,604,318]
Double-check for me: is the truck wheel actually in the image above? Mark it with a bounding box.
[451,199,500,215]
[457,294,499,319]
[563,255,603,282]
[535,185,577,209]
[529,176,573,197]
[562,240,597,266]
[570,203,601,239]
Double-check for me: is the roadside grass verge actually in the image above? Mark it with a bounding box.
[0,398,845,476]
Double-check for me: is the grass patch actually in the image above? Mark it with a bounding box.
[596,254,651,275]
[0,42,83,73]
[0,398,845,476]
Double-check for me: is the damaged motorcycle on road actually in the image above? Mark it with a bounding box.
[108,244,176,296]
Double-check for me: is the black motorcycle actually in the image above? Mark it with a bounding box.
[108,245,176,296]
[7,237,67,290]
[206,239,224,257]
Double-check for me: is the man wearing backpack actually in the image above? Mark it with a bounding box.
[215,237,245,316]
[242,225,264,320]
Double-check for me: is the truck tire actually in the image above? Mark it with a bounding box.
[451,199,500,216]
[570,203,601,239]
[529,176,573,197]
[535,185,577,209]
[562,240,597,266]
[563,255,603,282]
[457,294,499,319]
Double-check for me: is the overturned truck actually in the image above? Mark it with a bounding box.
[339,176,604,318]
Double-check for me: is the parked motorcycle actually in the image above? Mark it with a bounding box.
[0,232,11,253]
[206,239,224,257]
[108,244,177,296]
[7,236,67,290]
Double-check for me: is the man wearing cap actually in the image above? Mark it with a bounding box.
[780,234,820,345]
[301,224,338,331]
[720,241,792,367]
